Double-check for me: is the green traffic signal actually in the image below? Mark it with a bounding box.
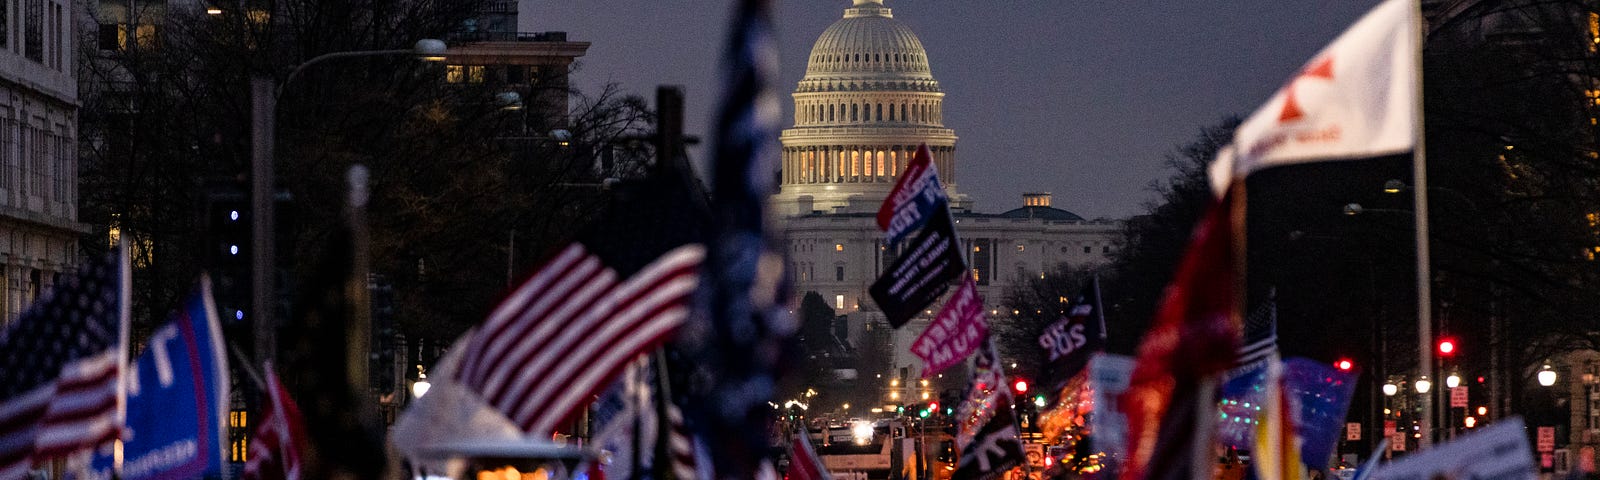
[918,409,929,418]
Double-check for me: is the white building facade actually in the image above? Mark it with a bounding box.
[777,0,1120,387]
[0,0,84,326]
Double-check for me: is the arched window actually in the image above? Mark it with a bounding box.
[900,103,907,122]
[875,151,886,178]
[828,104,835,122]
[851,104,858,122]
[875,104,883,122]
[888,103,895,121]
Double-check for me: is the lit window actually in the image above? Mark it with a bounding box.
[446,65,465,83]
[973,245,981,252]
[1016,244,1025,252]
[835,243,844,252]
[835,294,845,310]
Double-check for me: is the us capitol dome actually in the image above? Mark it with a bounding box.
[771,0,965,214]
[775,0,1121,389]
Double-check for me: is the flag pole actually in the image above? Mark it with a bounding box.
[1409,0,1433,450]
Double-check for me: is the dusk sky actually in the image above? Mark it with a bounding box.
[523,1,1384,219]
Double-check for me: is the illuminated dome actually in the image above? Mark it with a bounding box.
[798,0,937,91]
[775,0,962,215]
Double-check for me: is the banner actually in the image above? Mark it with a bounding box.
[876,144,947,243]
[870,211,965,328]
[1368,417,1536,480]
[912,277,987,376]
[85,282,229,480]
[1087,353,1135,475]
[1037,279,1105,395]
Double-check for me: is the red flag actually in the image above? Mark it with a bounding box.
[1117,196,1241,480]
[785,430,831,480]
[244,367,309,480]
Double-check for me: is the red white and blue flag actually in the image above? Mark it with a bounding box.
[877,144,948,243]
[0,248,129,480]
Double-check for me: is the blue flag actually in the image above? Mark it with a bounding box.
[1283,357,1358,471]
[84,279,229,480]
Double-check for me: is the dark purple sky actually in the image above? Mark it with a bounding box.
[523,0,1382,219]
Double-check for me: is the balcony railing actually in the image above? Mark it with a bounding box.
[446,31,569,43]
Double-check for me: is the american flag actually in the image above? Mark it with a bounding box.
[454,240,704,435]
[244,366,309,480]
[0,250,128,480]
[1234,288,1278,369]
[785,430,830,480]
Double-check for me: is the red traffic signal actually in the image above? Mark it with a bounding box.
[1013,379,1029,393]
[927,402,939,413]
[1438,338,1456,356]
[1336,359,1354,371]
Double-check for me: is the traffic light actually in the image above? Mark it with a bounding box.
[1336,358,1354,372]
[927,401,939,414]
[1013,379,1029,394]
[1438,337,1457,357]
[205,183,250,327]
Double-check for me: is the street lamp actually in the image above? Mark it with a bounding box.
[1446,373,1461,389]
[250,38,446,366]
[1539,363,1558,387]
[1416,376,1432,394]
[1384,383,1400,396]
[411,366,431,399]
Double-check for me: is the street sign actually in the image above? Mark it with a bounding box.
[1347,422,1362,441]
[1538,426,1556,452]
[1384,420,1397,436]
[1390,431,1407,452]
[1451,385,1469,408]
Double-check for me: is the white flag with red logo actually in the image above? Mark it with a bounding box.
[1211,0,1416,193]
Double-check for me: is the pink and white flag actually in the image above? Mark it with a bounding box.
[912,277,988,377]
[1211,0,1417,193]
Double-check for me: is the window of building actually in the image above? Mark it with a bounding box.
[835,243,843,252]
[851,104,858,122]
[30,125,46,197]
[0,112,12,201]
[1103,245,1112,254]
[1016,244,1025,252]
[49,2,60,68]
[97,23,117,50]
[876,104,883,121]
[1083,246,1091,254]
[835,265,845,282]
[51,125,66,203]
[23,0,40,61]
[835,294,845,310]
[0,0,7,49]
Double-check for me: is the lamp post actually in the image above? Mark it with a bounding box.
[249,39,446,367]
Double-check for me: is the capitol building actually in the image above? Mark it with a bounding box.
[776,0,1121,386]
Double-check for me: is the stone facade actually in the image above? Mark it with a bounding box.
[0,0,85,326]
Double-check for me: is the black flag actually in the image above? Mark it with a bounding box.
[1037,277,1106,395]
[953,341,1027,480]
[869,210,965,328]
